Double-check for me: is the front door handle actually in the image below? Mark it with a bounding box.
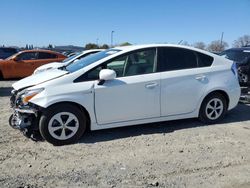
[145,82,158,89]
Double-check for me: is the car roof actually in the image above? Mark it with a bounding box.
[17,49,66,57]
[224,47,250,51]
[112,44,215,57]
[20,49,61,54]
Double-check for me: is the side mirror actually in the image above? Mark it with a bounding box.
[98,69,116,85]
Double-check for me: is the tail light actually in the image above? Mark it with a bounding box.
[231,62,238,79]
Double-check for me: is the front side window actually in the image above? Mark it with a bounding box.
[158,47,197,71]
[78,48,156,81]
[17,52,37,60]
[66,49,120,73]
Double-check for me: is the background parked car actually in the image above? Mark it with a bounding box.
[33,49,103,74]
[0,47,18,60]
[220,47,250,86]
[0,49,66,79]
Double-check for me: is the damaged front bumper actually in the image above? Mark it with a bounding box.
[9,107,37,130]
[9,90,42,141]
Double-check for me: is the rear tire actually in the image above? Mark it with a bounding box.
[39,104,86,145]
[199,93,227,124]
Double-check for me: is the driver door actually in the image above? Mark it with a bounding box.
[93,48,161,124]
[11,52,38,78]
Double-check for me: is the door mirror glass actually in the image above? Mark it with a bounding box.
[99,69,116,81]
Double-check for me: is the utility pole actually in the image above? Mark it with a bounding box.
[111,31,114,47]
[220,32,224,50]
[96,38,99,46]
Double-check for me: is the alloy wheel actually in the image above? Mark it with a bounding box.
[205,98,224,120]
[48,112,79,140]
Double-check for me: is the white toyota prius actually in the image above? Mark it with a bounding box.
[10,44,240,145]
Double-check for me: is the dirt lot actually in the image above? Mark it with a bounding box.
[0,80,250,188]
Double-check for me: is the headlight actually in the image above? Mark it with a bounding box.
[21,88,44,105]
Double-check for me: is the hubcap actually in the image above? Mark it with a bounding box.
[205,98,224,120]
[48,112,79,140]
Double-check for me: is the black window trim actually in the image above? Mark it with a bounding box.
[157,47,214,72]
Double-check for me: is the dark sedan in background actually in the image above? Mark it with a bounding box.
[220,47,250,86]
[0,47,18,60]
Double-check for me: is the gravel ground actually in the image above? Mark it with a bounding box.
[0,80,250,188]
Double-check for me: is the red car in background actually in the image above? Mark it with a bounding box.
[0,49,66,79]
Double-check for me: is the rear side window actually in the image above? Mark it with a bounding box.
[197,52,213,67]
[38,52,57,59]
[158,47,197,72]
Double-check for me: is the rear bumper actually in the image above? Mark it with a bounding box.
[228,86,241,110]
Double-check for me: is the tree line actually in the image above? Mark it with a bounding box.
[84,34,250,52]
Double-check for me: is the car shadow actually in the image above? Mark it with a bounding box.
[0,87,12,97]
[79,103,250,144]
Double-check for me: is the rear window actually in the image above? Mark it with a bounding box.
[197,52,213,67]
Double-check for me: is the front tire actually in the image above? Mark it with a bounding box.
[39,104,87,145]
[199,93,227,124]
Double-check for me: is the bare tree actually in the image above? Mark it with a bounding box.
[207,40,228,52]
[193,42,206,50]
[233,35,250,47]
[181,41,190,46]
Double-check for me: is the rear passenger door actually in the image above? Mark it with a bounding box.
[158,47,213,116]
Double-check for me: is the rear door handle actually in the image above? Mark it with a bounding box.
[195,75,206,81]
[145,82,158,89]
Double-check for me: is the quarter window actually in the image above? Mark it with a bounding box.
[158,47,197,71]
[197,52,213,67]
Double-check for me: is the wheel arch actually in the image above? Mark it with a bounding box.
[44,101,91,130]
[200,89,230,110]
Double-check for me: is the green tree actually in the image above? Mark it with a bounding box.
[48,44,53,49]
[100,44,109,49]
[85,43,99,50]
[119,42,132,46]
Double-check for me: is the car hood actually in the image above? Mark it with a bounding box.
[34,62,66,74]
[12,69,68,90]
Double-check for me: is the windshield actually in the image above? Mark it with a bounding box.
[62,52,81,63]
[66,49,121,73]
[220,50,250,62]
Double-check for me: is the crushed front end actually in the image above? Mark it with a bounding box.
[9,89,43,141]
